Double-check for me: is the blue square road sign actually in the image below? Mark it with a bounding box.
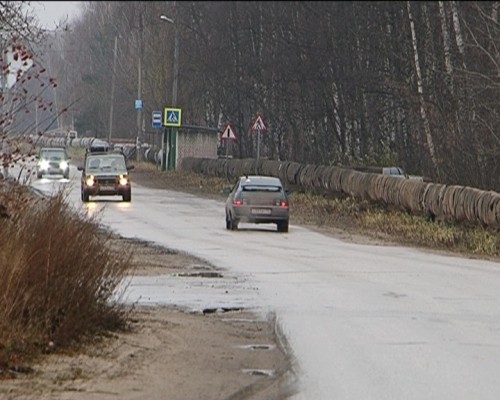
[152,111,163,128]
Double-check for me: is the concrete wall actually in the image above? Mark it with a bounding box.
[177,131,218,167]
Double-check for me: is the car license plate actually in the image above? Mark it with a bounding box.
[100,185,115,191]
[251,208,271,215]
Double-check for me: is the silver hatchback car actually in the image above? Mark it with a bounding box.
[224,175,290,232]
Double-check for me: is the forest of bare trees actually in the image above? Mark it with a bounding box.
[2,1,499,191]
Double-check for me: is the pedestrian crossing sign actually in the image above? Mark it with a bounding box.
[163,107,182,127]
[251,114,267,132]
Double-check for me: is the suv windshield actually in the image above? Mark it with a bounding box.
[40,149,67,160]
[86,155,127,173]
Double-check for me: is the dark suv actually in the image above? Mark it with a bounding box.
[78,152,134,202]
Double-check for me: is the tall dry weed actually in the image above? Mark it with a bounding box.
[0,183,132,371]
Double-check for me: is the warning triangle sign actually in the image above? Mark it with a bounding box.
[221,123,237,140]
[251,114,267,132]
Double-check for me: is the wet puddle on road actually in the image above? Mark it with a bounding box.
[119,270,262,313]
[237,344,276,351]
[242,369,275,377]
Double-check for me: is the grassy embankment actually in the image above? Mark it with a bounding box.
[0,182,133,378]
[132,161,500,260]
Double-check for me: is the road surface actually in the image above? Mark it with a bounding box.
[31,165,500,400]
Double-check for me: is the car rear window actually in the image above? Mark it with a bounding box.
[242,185,281,192]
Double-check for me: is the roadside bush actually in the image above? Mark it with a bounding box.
[0,183,133,374]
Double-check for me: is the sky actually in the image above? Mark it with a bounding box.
[3,2,82,88]
[29,1,83,30]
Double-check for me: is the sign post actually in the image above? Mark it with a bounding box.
[251,114,268,174]
[135,100,143,161]
[152,111,163,169]
[163,107,182,171]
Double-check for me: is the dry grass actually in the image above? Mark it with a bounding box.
[287,191,500,259]
[291,192,500,259]
[360,210,500,256]
[0,183,133,377]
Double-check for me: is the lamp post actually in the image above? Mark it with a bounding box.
[108,35,118,146]
[160,9,179,171]
[137,11,144,161]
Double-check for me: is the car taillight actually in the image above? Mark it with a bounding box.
[233,199,244,206]
[280,200,289,208]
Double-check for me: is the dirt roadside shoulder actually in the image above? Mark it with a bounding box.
[1,235,298,400]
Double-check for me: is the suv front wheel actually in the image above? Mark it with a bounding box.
[122,190,131,202]
[82,189,90,203]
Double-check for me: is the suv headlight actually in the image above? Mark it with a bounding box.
[119,175,129,186]
[85,176,95,186]
[60,161,69,169]
[39,160,50,170]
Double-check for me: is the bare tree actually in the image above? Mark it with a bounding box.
[52,1,500,190]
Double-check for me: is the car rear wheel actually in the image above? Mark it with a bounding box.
[226,213,239,231]
[277,220,289,233]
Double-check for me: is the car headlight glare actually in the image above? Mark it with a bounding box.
[39,160,50,170]
[86,176,95,186]
[119,175,129,186]
[60,161,68,169]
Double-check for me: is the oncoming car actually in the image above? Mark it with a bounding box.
[78,152,134,202]
[224,175,290,232]
[36,147,70,179]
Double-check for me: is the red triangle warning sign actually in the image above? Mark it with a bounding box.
[251,114,268,132]
[221,123,237,140]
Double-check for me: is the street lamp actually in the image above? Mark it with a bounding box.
[137,11,144,161]
[159,15,173,24]
[160,15,179,106]
[160,10,179,171]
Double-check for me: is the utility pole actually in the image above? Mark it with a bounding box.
[169,1,179,170]
[0,31,9,138]
[159,8,178,171]
[172,4,179,107]
[47,31,62,130]
[108,35,118,145]
[0,30,10,179]
[136,10,143,161]
[0,31,5,136]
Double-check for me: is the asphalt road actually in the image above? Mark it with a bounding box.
[31,165,500,400]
